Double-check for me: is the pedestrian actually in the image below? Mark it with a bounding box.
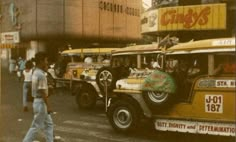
[17,57,26,82]
[9,56,16,74]
[23,52,54,142]
[22,60,33,112]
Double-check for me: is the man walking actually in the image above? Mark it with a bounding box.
[23,52,54,142]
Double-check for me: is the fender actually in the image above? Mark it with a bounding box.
[111,93,152,118]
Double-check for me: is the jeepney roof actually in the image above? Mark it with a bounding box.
[61,48,117,55]
[167,37,235,54]
[112,44,161,55]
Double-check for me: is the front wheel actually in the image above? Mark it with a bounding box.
[76,88,97,109]
[107,100,140,133]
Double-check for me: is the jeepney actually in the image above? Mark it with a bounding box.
[106,37,236,137]
[95,44,163,96]
[78,44,163,110]
[50,48,117,109]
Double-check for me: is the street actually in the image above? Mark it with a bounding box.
[0,65,234,142]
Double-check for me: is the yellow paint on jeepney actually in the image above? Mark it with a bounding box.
[113,89,142,94]
[76,68,84,77]
[125,78,145,84]
[166,91,235,122]
[157,76,235,122]
[112,44,159,55]
[62,48,117,55]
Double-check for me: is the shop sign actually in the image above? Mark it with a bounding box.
[1,31,20,44]
[141,10,158,33]
[99,0,140,17]
[155,119,235,136]
[158,3,226,31]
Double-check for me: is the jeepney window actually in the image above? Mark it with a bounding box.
[111,55,136,68]
[166,54,208,76]
[167,54,208,101]
[62,55,72,63]
[141,54,163,69]
[72,55,83,62]
[213,53,236,75]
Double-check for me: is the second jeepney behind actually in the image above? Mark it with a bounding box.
[50,48,116,109]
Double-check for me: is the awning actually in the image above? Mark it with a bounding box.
[0,43,16,48]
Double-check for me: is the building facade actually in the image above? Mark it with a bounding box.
[0,0,142,62]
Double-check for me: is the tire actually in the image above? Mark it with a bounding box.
[76,88,97,109]
[107,100,140,133]
[96,67,118,94]
[142,91,173,109]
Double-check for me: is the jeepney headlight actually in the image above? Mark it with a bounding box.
[116,80,126,89]
[73,70,77,77]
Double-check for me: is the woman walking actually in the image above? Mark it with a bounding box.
[22,60,33,112]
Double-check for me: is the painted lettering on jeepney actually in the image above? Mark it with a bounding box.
[205,95,223,113]
[216,80,236,88]
[160,7,211,28]
[155,119,235,136]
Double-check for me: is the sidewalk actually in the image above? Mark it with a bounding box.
[0,65,34,141]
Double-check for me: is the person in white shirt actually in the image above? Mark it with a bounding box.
[23,52,54,142]
[151,58,161,69]
[22,60,33,112]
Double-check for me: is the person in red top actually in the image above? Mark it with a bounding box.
[213,56,236,75]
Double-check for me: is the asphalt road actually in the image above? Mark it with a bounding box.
[0,65,235,142]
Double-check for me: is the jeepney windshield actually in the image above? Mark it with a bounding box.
[111,53,163,69]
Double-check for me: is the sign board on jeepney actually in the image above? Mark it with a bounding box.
[212,39,235,46]
[1,31,20,44]
[155,119,235,136]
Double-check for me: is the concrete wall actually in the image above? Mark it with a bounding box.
[1,0,142,42]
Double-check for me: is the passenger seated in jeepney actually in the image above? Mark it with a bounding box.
[187,56,207,78]
[170,58,190,100]
[171,56,207,101]
[102,55,110,63]
[213,55,236,75]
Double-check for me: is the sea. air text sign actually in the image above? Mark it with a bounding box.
[1,31,20,44]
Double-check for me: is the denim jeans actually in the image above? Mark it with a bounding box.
[23,82,31,107]
[23,99,53,142]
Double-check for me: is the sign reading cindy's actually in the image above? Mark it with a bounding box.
[1,31,20,44]
[158,3,226,31]
[141,3,226,33]
[160,6,210,29]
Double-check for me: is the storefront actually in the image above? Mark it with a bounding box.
[141,2,235,42]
